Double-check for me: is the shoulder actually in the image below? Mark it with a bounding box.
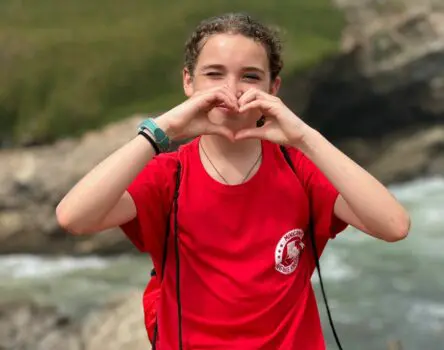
[265,142,326,191]
[140,139,196,179]
[135,151,178,184]
[129,147,183,194]
[264,141,307,173]
[280,144,319,174]
[144,138,196,168]
[151,150,179,171]
[279,144,306,165]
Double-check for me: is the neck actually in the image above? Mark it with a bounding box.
[200,134,261,160]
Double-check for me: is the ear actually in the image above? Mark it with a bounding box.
[183,68,194,97]
[269,76,281,96]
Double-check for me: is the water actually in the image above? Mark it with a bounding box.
[1,177,443,349]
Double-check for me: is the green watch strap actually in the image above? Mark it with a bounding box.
[138,118,170,152]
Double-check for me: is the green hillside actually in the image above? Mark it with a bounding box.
[0,0,344,146]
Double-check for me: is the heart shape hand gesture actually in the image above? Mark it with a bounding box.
[156,87,308,148]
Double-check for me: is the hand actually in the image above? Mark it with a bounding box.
[235,89,309,146]
[156,85,238,142]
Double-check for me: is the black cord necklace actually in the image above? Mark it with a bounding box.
[200,140,262,185]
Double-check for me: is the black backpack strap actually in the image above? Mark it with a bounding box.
[279,145,344,350]
[173,162,184,350]
[152,161,183,349]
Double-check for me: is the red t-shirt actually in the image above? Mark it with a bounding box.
[121,137,347,349]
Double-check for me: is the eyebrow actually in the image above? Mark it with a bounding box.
[201,64,266,75]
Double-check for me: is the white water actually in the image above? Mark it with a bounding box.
[1,177,443,349]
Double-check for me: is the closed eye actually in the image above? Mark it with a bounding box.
[206,72,223,77]
[244,74,261,81]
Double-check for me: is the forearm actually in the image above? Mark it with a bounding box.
[56,134,156,232]
[295,127,410,239]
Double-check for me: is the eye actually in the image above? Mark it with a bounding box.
[244,73,260,81]
[206,72,223,78]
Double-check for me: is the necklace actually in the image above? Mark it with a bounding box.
[200,140,262,185]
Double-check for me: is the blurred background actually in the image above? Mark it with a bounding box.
[0,0,443,349]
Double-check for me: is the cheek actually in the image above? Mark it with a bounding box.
[239,81,272,97]
[193,78,224,92]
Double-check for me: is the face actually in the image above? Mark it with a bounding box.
[183,33,281,130]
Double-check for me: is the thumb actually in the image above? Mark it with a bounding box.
[234,127,266,141]
[205,123,235,142]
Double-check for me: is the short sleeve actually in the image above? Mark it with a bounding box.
[120,153,178,255]
[291,149,348,240]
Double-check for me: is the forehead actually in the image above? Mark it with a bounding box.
[196,33,269,71]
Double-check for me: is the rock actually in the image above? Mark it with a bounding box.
[338,125,444,184]
[284,1,444,139]
[0,117,145,255]
[0,115,186,255]
[281,0,444,181]
[82,293,149,350]
[0,113,188,255]
[0,301,81,350]
[368,126,444,183]
[0,292,151,350]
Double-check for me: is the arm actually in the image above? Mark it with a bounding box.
[56,134,158,235]
[56,86,239,236]
[296,127,410,242]
[236,88,410,242]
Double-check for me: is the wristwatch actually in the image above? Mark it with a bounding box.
[138,118,170,153]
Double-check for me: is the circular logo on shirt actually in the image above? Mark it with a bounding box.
[275,229,305,275]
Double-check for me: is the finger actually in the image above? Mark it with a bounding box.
[238,89,272,107]
[234,126,267,141]
[209,85,238,109]
[195,85,237,109]
[238,99,275,116]
[200,90,238,112]
[211,86,239,109]
[220,85,239,108]
[238,88,261,107]
[214,90,239,111]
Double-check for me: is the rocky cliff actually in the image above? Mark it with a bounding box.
[0,118,141,256]
[282,0,444,182]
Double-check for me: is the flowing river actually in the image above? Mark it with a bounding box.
[1,177,443,349]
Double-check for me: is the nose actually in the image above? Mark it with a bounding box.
[225,76,243,98]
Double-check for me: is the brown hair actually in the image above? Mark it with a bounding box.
[184,13,283,81]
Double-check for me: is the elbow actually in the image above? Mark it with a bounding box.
[55,204,90,236]
[384,212,411,243]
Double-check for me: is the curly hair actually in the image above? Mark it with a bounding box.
[184,13,283,81]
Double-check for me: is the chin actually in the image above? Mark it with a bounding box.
[208,109,235,125]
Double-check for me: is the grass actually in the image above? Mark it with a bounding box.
[0,0,345,146]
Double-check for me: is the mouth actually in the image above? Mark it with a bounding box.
[216,103,232,112]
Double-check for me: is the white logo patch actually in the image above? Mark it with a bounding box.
[275,229,305,275]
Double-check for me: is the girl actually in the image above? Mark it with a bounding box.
[56,13,410,350]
